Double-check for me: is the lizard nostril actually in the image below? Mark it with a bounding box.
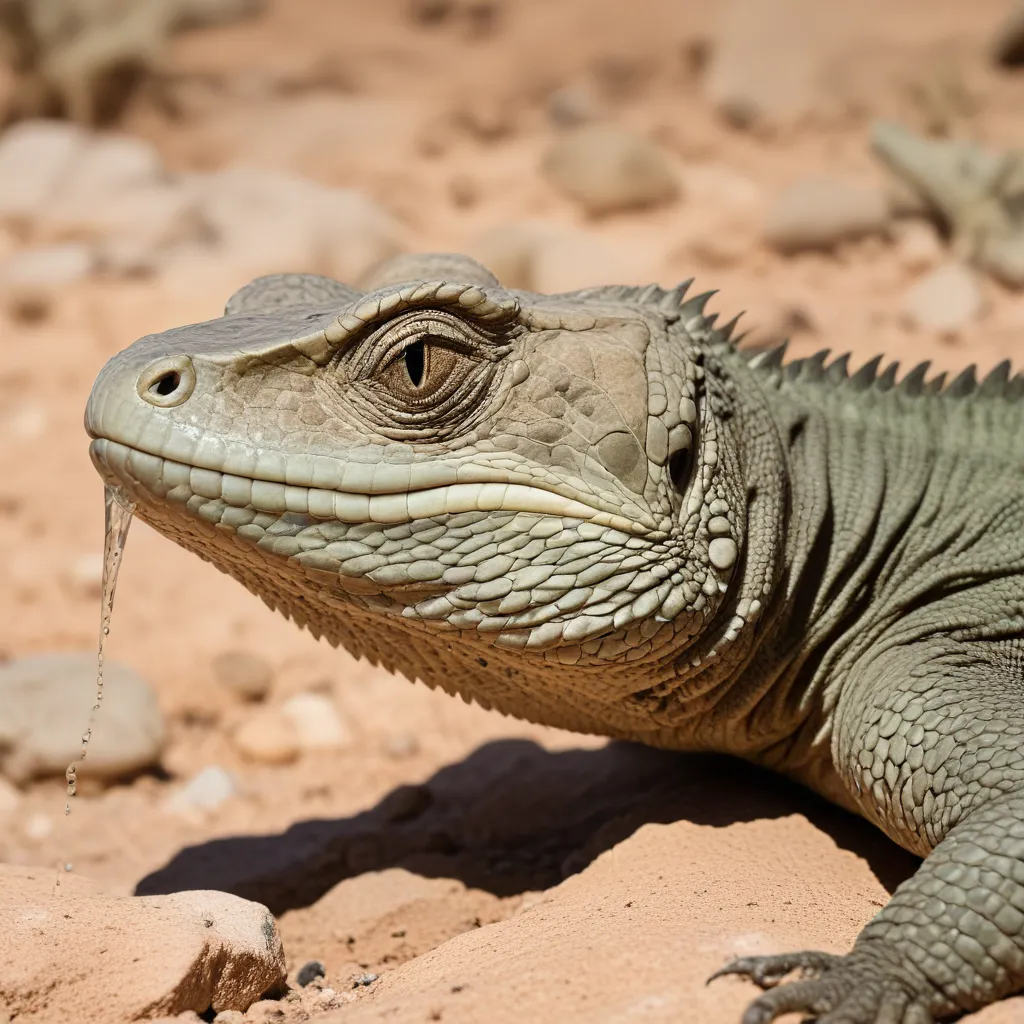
[137,356,196,408]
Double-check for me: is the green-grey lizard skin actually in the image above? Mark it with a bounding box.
[84,253,1024,1024]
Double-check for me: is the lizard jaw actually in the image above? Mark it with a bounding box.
[89,438,649,537]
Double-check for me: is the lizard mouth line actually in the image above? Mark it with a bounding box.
[90,438,650,535]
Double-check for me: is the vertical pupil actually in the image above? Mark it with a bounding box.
[404,341,426,388]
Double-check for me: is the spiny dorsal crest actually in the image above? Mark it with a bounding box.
[746,344,1024,401]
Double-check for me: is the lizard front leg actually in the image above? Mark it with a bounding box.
[712,639,1024,1023]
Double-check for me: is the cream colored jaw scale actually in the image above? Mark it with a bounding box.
[96,440,648,535]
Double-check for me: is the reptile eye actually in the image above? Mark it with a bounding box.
[404,341,426,387]
[379,336,460,404]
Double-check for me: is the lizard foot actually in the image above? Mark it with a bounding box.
[709,947,936,1024]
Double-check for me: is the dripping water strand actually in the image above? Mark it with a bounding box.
[64,485,135,817]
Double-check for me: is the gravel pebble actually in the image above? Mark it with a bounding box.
[233,709,300,766]
[281,693,352,751]
[763,177,890,253]
[542,124,680,216]
[166,765,239,815]
[296,960,326,987]
[902,262,984,334]
[892,219,944,274]
[212,650,274,702]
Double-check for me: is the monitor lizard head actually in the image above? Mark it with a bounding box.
[86,254,785,738]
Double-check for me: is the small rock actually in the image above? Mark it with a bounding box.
[212,1012,246,1024]
[763,177,890,253]
[902,262,983,334]
[281,693,352,751]
[166,765,239,815]
[353,973,379,988]
[189,168,403,285]
[469,220,629,293]
[892,219,944,274]
[542,124,680,216]
[0,243,94,320]
[0,653,165,785]
[296,960,326,987]
[0,120,87,228]
[233,709,300,766]
[0,864,285,1019]
[704,0,851,130]
[212,650,274,702]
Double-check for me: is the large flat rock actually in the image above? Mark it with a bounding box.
[0,864,286,1021]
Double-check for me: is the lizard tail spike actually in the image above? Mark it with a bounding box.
[877,362,900,391]
[360,252,500,291]
[746,340,788,371]
[899,362,931,396]
[680,290,717,320]
[946,364,978,398]
[826,353,851,384]
[850,355,883,390]
[715,314,743,346]
[924,371,947,396]
[979,360,1012,397]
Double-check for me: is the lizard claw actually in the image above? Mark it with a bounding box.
[708,950,840,988]
[709,948,935,1024]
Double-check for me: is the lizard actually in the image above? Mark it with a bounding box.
[85,251,1024,1023]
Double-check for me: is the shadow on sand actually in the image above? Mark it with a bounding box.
[136,740,920,915]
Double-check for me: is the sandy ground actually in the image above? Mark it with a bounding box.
[2,1,1024,1021]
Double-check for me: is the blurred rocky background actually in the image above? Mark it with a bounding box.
[1,2,1023,1022]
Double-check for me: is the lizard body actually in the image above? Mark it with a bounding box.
[86,254,1024,1023]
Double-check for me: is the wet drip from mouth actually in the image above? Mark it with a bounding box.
[57,485,135,886]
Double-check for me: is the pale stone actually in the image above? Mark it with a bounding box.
[281,693,352,751]
[764,177,890,252]
[212,650,273,702]
[233,710,300,766]
[902,262,984,334]
[0,653,165,785]
[542,124,680,216]
[166,765,239,815]
[0,120,87,227]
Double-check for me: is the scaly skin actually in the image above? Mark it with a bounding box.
[85,253,1024,1022]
